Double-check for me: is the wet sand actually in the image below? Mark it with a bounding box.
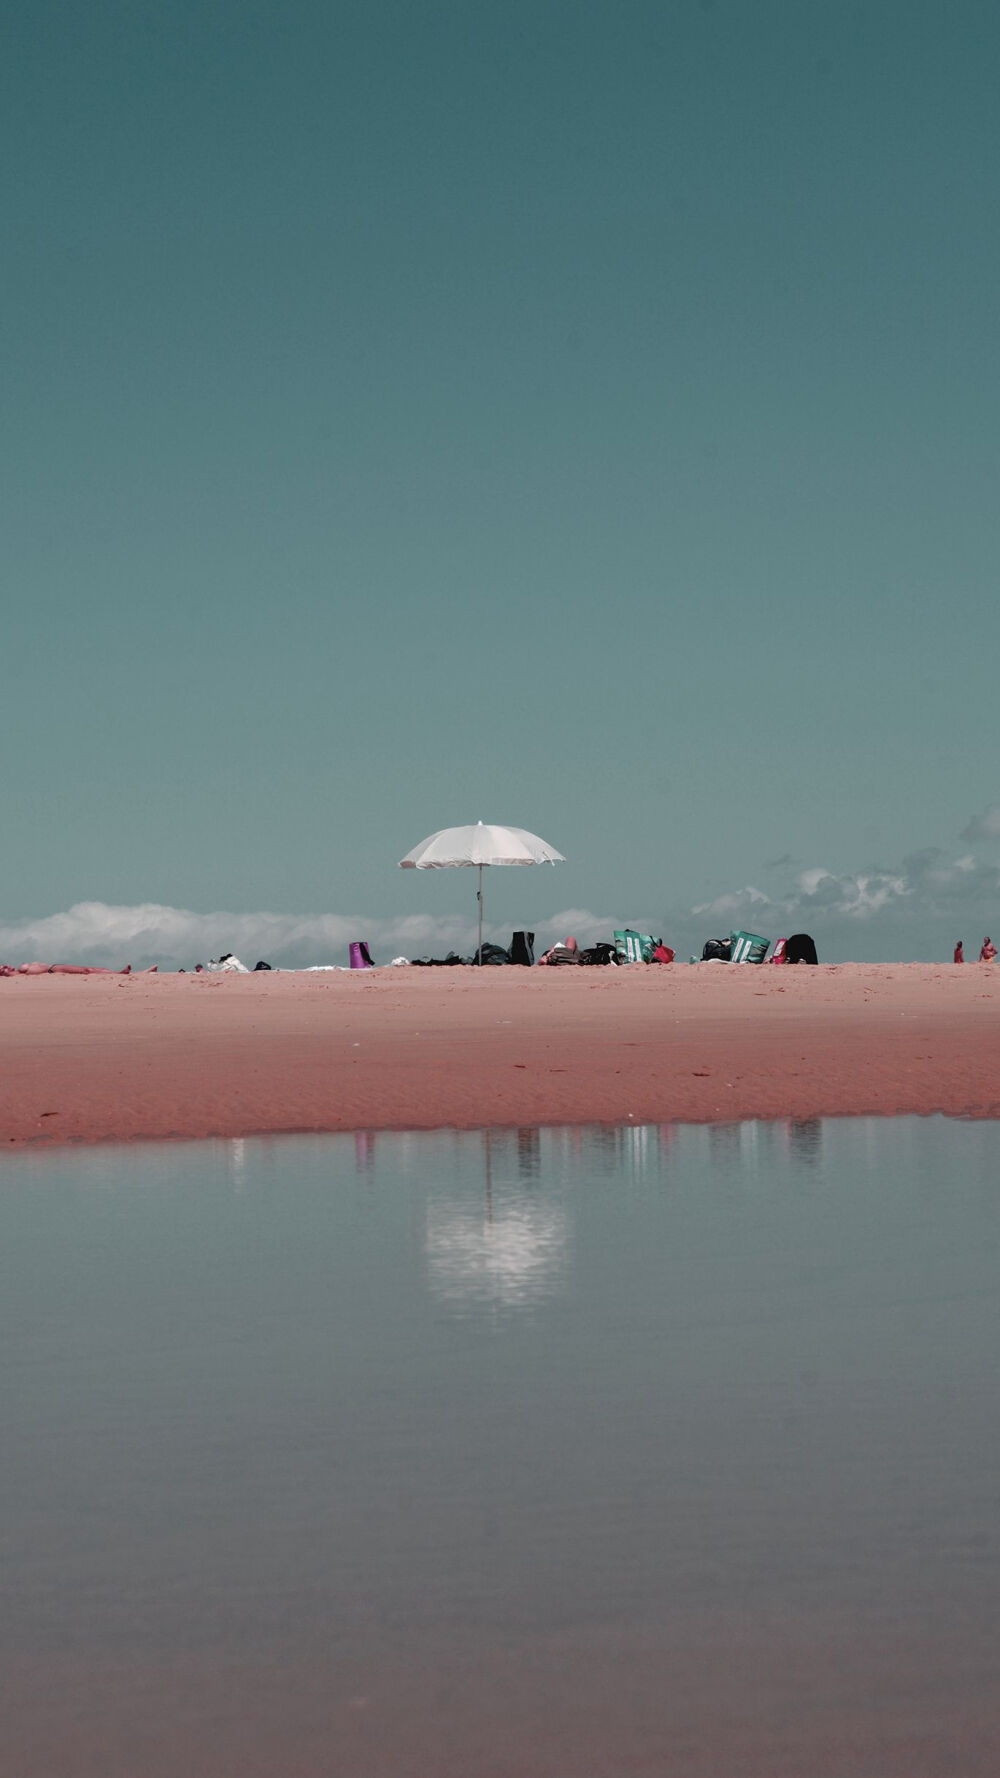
[2,963,998,1147]
[10,1614,999,1778]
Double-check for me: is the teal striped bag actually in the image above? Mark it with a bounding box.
[614,930,656,964]
[729,929,770,964]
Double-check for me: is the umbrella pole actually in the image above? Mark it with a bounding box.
[476,864,483,966]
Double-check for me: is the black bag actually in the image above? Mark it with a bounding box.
[475,942,510,966]
[510,930,535,966]
[785,933,818,965]
[579,942,617,966]
[701,938,732,962]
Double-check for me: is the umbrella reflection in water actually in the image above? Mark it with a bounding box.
[425,1129,569,1311]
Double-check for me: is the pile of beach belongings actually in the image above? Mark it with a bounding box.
[700,930,770,964]
[410,931,534,967]
[613,930,675,964]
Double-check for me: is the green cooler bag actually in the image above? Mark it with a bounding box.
[614,930,656,963]
[729,929,770,964]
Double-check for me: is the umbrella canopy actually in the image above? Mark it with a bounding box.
[399,821,565,962]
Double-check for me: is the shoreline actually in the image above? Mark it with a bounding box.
[2,963,999,1150]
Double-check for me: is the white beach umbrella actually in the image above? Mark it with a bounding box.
[399,821,565,964]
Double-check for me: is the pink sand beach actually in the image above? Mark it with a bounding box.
[2,963,998,1147]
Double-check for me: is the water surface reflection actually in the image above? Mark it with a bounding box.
[2,1117,999,1778]
[424,1129,570,1310]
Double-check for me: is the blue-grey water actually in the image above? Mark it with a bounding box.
[2,1119,999,1777]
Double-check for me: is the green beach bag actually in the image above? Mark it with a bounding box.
[614,929,656,964]
[729,929,770,964]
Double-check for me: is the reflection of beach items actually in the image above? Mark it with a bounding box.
[349,941,374,969]
[515,1127,541,1176]
[425,1197,568,1308]
[786,1118,823,1164]
[426,1130,568,1309]
[785,933,819,965]
[227,1138,247,1188]
[399,822,564,966]
[729,930,770,964]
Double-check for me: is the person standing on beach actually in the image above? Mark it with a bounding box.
[980,937,997,962]
[954,941,964,963]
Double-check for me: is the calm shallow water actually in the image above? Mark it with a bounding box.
[2,1118,999,1777]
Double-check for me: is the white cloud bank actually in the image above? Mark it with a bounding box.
[693,864,913,924]
[690,844,1000,959]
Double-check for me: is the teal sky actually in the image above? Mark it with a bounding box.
[4,0,999,963]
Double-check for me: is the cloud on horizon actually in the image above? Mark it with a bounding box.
[691,845,1000,946]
